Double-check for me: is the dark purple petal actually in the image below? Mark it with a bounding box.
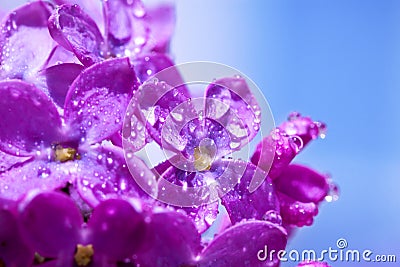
[64,58,138,145]
[0,80,62,156]
[274,164,329,204]
[20,192,83,258]
[0,1,54,80]
[76,144,155,207]
[0,208,34,267]
[48,4,104,66]
[198,221,287,267]
[41,63,84,107]
[144,3,175,53]
[221,161,279,224]
[135,211,202,267]
[297,261,331,267]
[205,77,261,151]
[278,192,318,227]
[0,159,74,201]
[88,199,146,261]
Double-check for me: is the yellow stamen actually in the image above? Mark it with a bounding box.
[74,244,94,267]
[194,146,213,171]
[54,145,79,162]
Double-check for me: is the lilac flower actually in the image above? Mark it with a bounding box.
[19,192,146,266]
[251,113,335,227]
[0,58,149,206]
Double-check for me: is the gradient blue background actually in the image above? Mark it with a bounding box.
[2,0,399,266]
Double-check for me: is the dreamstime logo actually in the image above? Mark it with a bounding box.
[122,62,275,206]
[257,238,397,263]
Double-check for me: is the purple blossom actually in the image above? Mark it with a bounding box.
[0,58,147,206]
[251,113,335,227]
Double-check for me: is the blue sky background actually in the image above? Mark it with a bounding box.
[2,0,400,266]
[173,1,400,266]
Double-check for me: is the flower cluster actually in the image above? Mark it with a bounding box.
[0,1,336,267]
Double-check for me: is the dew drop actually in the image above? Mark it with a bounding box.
[263,210,282,225]
[325,182,339,202]
[289,135,303,153]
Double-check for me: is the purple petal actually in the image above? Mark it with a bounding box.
[76,144,155,207]
[274,164,329,204]
[135,211,202,267]
[280,112,327,147]
[64,58,138,145]
[104,0,132,47]
[297,261,332,267]
[278,192,318,227]
[88,199,146,261]
[0,80,62,156]
[221,161,279,224]
[178,201,219,234]
[0,208,34,267]
[198,221,287,267]
[205,77,261,151]
[0,1,54,80]
[0,159,74,201]
[133,53,188,98]
[0,150,30,174]
[48,4,104,66]
[41,63,84,107]
[20,192,83,258]
[144,3,175,53]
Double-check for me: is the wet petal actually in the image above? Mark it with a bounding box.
[20,192,83,258]
[104,0,132,47]
[278,192,318,227]
[144,3,175,53]
[0,150,30,174]
[0,159,74,201]
[135,211,202,267]
[205,77,261,151]
[48,4,104,66]
[198,220,287,267]
[64,58,138,145]
[274,164,329,204]
[76,144,155,207]
[88,199,146,261]
[221,161,279,224]
[0,1,54,80]
[0,80,62,156]
[297,261,332,267]
[178,201,219,234]
[41,63,84,107]
[0,208,34,267]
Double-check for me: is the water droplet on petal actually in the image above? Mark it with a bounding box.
[325,182,339,202]
[289,135,303,153]
[263,210,282,225]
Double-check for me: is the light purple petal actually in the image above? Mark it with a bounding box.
[0,80,62,156]
[0,208,34,267]
[20,192,83,258]
[64,58,138,145]
[0,150,30,174]
[0,1,55,80]
[135,211,202,267]
[198,221,287,267]
[87,199,146,261]
[144,3,175,53]
[0,159,74,201]
[278,192,318,227]
[274,164,329,204]
[48,4,104,66]
[297,261,332,267]
[41,63,84,107]
[178,201,219,234]
[205,77,261,151]
[104,0,132,47]
[221,161,279,224]
[76,144,155,207]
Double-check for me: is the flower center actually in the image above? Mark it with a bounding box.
[74,244,94,266]
[193,138,216,172]
[54,145,80,162]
